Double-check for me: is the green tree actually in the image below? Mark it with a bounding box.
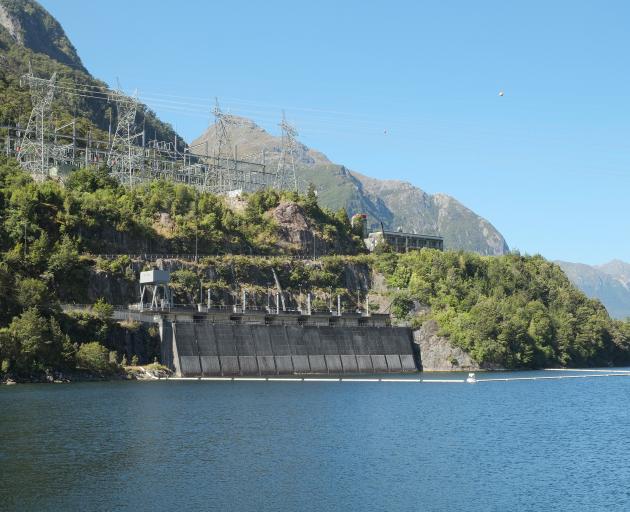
[76,342,114,374]
[16,277,55,313]
[8,308,62,371]
[92,298,114,321]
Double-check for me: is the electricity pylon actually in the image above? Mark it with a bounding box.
[275,111,298,192]
[18,66,57,180]
[107,87,142,186]
[211,98,237,192]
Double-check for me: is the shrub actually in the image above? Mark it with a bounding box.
[92,298,114,321]
[76,342,115,374]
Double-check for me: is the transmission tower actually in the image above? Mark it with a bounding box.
[211,98,236,192]
[275,111,298,192]
[107,88,142,186]
[18,67,57,180]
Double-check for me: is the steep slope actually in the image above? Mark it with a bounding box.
[191,118,510,255]
[0,0,84,70]
[0,0,183,148]
[556,260,630,319]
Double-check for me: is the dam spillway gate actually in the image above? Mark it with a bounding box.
[162,323,418,377]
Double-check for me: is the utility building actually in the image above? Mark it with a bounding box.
[139,270,172,310]
[365,230,444,253]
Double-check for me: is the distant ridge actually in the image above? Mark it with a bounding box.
[192,117,510,256]
[556,260,630,319]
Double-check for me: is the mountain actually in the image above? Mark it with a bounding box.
[0,0,84,70]
[191,118,510,255]
[0,0,183,149]
[599,260,630,289]
[556,260,630,319]
[1,1,509,256]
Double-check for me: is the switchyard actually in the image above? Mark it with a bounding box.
[2,69,299,194]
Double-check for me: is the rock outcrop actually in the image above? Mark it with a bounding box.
[268,202,313,253]
[413,320,480,371]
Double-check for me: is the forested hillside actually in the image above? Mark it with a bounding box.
[0,157,363,381]
[377,250,630,368]
[1,154,629,379]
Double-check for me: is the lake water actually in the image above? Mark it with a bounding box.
[2,371,630,511]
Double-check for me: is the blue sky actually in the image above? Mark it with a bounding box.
[40,0,629,265]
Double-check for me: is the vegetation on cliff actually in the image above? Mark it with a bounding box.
[377,250,630,368]
[2,154,629,377]
[0,157,362,380]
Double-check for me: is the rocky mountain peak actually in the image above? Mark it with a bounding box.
[0,0,85,71]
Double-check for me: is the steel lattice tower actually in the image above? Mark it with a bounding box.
[275,111,298,192]
[10,78,274,193]
[107,88,142,186]
[18,68,57,180]
[211,98,236,192]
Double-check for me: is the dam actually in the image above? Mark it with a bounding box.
[161,321,418,377]
[87,269,421,377]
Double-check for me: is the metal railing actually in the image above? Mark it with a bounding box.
[90,253,332,262]
[61,303,372,317]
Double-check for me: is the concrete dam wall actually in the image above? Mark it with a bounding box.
[166,323,418,376]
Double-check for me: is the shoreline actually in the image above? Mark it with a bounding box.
[4,366,630,386]
[0,364,172,385]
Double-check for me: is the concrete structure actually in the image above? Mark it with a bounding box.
[100,305,419,376]
[365,230,444,253]
[111,266,420,376]
[161,322,418,377]
[139,270,172,310]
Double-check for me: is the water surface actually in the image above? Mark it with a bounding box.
[2,371,630,511]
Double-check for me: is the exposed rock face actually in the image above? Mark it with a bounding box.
[87,269,138,305]
[192,117,509,255]
[267,201,359,255]
[413,320,480,371]
[0,4,18,42]
[0,0,85,70]
[269,201,312,252]
[599,260,630,289]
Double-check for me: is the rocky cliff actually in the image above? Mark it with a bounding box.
[0,0,84,70]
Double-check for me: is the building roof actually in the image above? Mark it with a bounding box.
[369,230,444,241]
